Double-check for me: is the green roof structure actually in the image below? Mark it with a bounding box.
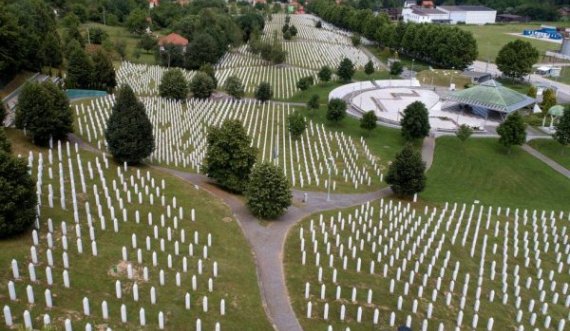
[445,80,536,114]
[548,105,564,117]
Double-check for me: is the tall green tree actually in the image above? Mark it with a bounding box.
[66,46,94,89]
[327,98,347,123]
[255,82,273,102]
[105,85,155,163]
[204,119,257,193]
[496,40,539,79]
[0,4,23,77]
[246,163,292,219]
[553,108,570,154]
[126,8,148,34]
[337,58,355,83]
[400,101,430,141]
[15,82,73,146]
[0,128,11,153]
[224,76,245,99]
[91,50,116,91]
[386,144,426,197]
[185,33,220,70]
[159,69,189,100]
[497,112,527,153]
[0,150,37,238]
[0,102,6,127]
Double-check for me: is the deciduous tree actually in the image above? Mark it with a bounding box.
[190,72,216,99]
[337,58,355,83]
[400,101,430,141]
[246,163,292,219]
[497,112,527,153]
[255,82,273,102]
[159,69,188,100]
[554,107,570,154]
[386,144,426,197]
[327,98,347,122]
[204,119,257,193]
[360,111,377,132]
[496,40,539,79]
[224,76,245,99]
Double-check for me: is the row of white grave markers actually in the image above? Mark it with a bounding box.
[4,142,229,329]
[292,199,570,330]
[74,97,384,191]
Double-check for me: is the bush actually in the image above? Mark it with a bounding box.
[554,107,570,150]
[296,76,314,91]
[318,66,332,82]
[288,111,306,138]
[224,76,245,99]
[105,85,154,163]
[327,98,347,122]
[390,61,403,76]
[360,111,377,131]
[456,124,473,142]
[90,27,108,44]
[246,163,292,219]
[190,72,216,99]
[541,88,557,113]
[386,144,426,197]
[204,119,257,193]
[283,30,292,40]
[307,94,320,110]
[351,34,361,47]
[255,82,273,102]
[159,69,188,100]
[316,21,322,28]
[400,101,430,141]
[0,151,37,238]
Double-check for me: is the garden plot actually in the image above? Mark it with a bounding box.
[74,98,384,192]
[1,136,269,330]
[286,199,570,331]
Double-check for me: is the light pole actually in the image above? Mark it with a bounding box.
[327,157,333,202]
[450,67,455,89]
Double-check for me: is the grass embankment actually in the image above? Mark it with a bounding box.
[0,129,271,330]
[528,138,570,170]
[422,137,570,211]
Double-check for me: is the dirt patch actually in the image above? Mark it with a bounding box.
[222,217,233,223]
[108,260,145,282]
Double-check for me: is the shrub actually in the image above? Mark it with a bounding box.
[190,72,216,99]
[318,66,332,82]
[288,111,306,138]
[386,144,426,197]
[390,61,404,76]
[497,112,527,153]
[360,111,377,131]
[159,69,188,100]
[255,82,273,102]
[400,101,430,141]
[307,94,320,110]
[327,98,347,122]
[337,58,355,83]
[224,76,245,99]
[456,124,473,142]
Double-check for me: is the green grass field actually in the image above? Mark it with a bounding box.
[416,69,471,88]
[0,129,271,330]
[422,137,570,211]
[458,24,563,62]
[528,138,570,169]
[82,23,156,65]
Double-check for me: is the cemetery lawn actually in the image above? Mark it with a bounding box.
[301,105,405,170]
[0,129,272,330]
[285,199,570,331]
[528,139,570,170]
[81,23,156,65]
[366,46,430,72]
[422,137,570,211]
[457,24,561,62]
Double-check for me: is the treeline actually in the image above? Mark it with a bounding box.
[307,0,478,69]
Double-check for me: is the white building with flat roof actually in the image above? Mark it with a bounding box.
[402,5,496,25]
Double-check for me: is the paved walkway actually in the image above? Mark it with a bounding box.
[522,144,570,179]
[422,135,436,171]
[154,167,392,331]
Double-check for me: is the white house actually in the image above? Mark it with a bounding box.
[402,4,496,25]
[438,5,497,25]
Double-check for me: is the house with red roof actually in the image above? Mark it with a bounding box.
[158,33,189,53]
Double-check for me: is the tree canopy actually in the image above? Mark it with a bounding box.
[15,81,73,146]
[105,85,155,163]
[497,112,527,153]
[553,108,570,150]
[159,69,189,100]
[337,58,355,83]
[246,163,292,219]
[204,119,257,193]
[496,40,539,79]
[386,144,426,197]
[224,76,245,99]
[288,111,307,138]
[400,101,431,141]
[327,99,347,122]
[360,111,377,132]
[255,82,273,102]
[190,72,216,99]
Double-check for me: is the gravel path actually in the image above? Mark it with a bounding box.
[522,144,570,179]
